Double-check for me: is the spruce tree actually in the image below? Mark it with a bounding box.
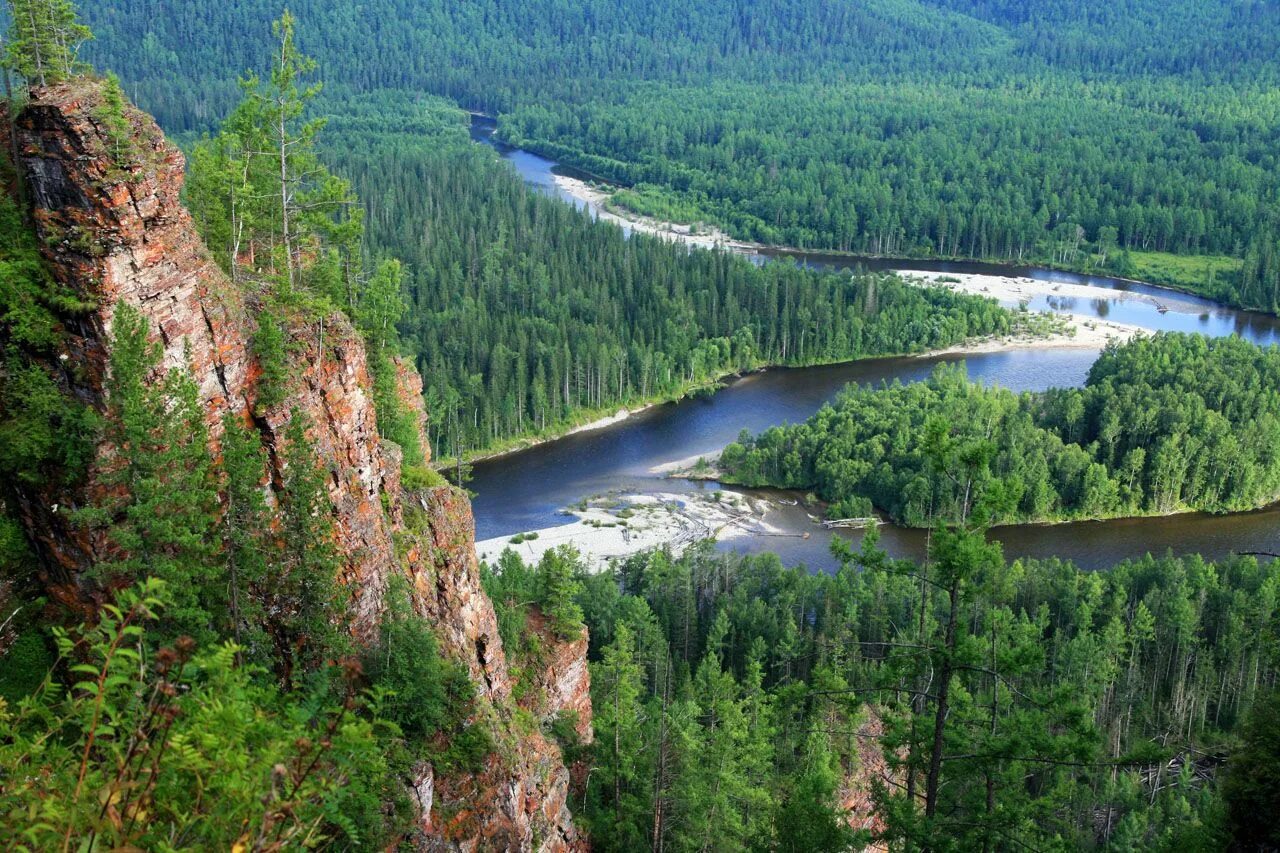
[276,409,345,671]
[3,0,91,87]
[586,623,652,850]
[536,544,585,638]
[82,305,222,643]
[218,412,270,659]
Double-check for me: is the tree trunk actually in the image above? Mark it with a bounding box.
[925,580,960,822]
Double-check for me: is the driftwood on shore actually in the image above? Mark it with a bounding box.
[822,517,877,529]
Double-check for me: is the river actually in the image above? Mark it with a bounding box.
[465,116,1280,571]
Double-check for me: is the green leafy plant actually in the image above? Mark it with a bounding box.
[0,578,401,850]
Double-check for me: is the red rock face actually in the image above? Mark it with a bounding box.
[13,80,401,635]
[521,608,594,744]
[11,81,256,587]
[403,487,588,851]
[7,80,592,849]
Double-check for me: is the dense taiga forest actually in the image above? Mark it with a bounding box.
[183,87,1022,460]
[80,0,1280,310]
[342,136,1021,458]
[486,540,1280,850]
[3,1,1280,850]
[721,334,1280,526]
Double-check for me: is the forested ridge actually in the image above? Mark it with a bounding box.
[721,333,1280,526]
[488,538,1280,850]
[75,0,1280,312]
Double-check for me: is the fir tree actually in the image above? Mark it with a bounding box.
[276,409,345,672]
[81,305,222,643]
[2,0,91,87]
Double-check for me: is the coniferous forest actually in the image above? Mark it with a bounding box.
[2,1,1280,851]
[342,137,1019,458]
[721,334,1280,526]
[77,0,1280,311]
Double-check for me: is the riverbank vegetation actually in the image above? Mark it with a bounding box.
[721,333,1280,526]
[484,535,1280,849]
[165,55,1033,466]
[349,140,1022,461]
[83,0,1280,312]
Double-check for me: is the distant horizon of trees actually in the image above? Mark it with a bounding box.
[75,0,1280,313]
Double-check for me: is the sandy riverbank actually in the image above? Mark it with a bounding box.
[900,271,1145,353]
[475,489,801,570]
[551,180,1149,351]
[554,174,753,250]
[562,405,653,437]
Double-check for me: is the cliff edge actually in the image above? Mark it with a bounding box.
[3,78,590,851]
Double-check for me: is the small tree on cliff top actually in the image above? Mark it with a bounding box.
[3,0,92,87]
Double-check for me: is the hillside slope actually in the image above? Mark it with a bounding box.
[2,78,590,851]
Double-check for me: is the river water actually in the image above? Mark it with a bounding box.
[465,117,1280,570]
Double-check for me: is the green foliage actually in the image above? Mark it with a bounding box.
[369,347,424,467]
[568,535,1280,851]
[401,464,446,490]
[0,578,404,850]
[364,574,449,741]
[97,72,135,170]
[250,305,289,411]
[722,333,1280,525]
[275,410,347,672]
[357,258,405,350]
[0,630,52,703]
[84,0,1280,311]
[0,158,97,486]
[181,11,366,303]
[585,622,652,850]
[774,734,860,852]
[2,0,91,87]
[537,545,585,639]
[349,137,1012,457]
[217,412,271,660]
[1220,689,1280,849]
[363,575,495,775]
[76,305,223,644]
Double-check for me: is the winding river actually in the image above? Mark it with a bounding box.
[466,117,1280,571]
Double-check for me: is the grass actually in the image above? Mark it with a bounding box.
[1124,250,1242,292]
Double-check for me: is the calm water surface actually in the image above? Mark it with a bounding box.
[467,118,1280,570]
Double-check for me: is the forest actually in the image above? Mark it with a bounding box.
[335,125,1022,459]
[173,68,1030,461]
[77,0,1280,311]
[720,333,1280,526]
[3,1,1280,849]
[485,537,1280,850]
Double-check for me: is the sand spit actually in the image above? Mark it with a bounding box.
[475,489,800,570]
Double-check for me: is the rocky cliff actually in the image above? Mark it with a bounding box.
[4,79,590,851]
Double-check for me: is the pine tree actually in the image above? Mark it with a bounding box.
[81,305,222,643]
[276,409,345,672]
[3,0,91,87]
